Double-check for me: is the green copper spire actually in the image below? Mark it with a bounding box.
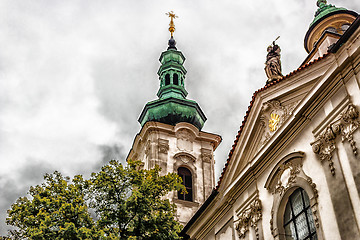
[138,13,207,130]
[156,41,188,100]
[311,0,347,26]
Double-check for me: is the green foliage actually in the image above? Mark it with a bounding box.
[90,160,184,239]
[3,160,185,240]
[5,172,98,240]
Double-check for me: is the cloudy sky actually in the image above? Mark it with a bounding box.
[0,0,359,234]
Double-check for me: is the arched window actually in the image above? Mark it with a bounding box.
[177,167,193,201]
[165,74,170,86]
[173,73,179,85]
[283,188,317,240]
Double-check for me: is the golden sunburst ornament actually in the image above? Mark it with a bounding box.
[269,113,280,132]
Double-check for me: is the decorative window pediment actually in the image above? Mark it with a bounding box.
[173,152,196,165]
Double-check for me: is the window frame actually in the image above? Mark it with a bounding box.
[177,167,193,202]
[283,188,317,240]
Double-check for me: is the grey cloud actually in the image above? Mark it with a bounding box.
[0,158,54,235]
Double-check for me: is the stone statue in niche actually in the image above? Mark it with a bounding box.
[265,36,283,84]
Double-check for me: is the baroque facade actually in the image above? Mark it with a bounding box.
[180,1,360,240]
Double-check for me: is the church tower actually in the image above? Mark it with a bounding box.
[127,12,221,225]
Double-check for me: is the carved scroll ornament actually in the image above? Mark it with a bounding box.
[201,148,212,163]
[272,162,301,196]
[236,198,262,240]
[311,104,360,175]
[158,139,169,154]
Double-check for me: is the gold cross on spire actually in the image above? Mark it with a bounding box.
[166,11,178,37]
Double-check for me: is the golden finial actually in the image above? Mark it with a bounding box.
[166,11,178,37]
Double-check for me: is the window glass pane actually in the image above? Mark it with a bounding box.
[325,27,337,33]
[177,167,193,202]
[178,167,191,176]
[302,190,310,208]
[307,208,316,234]
[173,73,179,85]
[284,221,297,240]
[185,175,192,187]
[178,191,183,200]
[295,212,309,240]
[291,190,303,216]
[284,189,317,240]
[341,24,350,32]
[185,189,192,201]
[311,234,318,240]
[165,74,170,85]
[284,201,293,224]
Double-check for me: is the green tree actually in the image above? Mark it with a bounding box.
[5,172,98,240]
[90,160,184,239]
[3,160,185,240]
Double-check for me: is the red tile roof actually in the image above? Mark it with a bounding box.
[215,53,329,191]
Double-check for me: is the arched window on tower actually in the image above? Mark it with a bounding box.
[177,167,193,201]
[165,74,170,86]
[173,73,179,85]
[284,188,317,240]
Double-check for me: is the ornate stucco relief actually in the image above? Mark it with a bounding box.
[173,152,196,166]
[272,161,301,196]
[158,138,169,154]
[235,197,262,240]
[176,129,194,151]
[260,100,299,147]
[311,104,359,175]
[201,148,212,163]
